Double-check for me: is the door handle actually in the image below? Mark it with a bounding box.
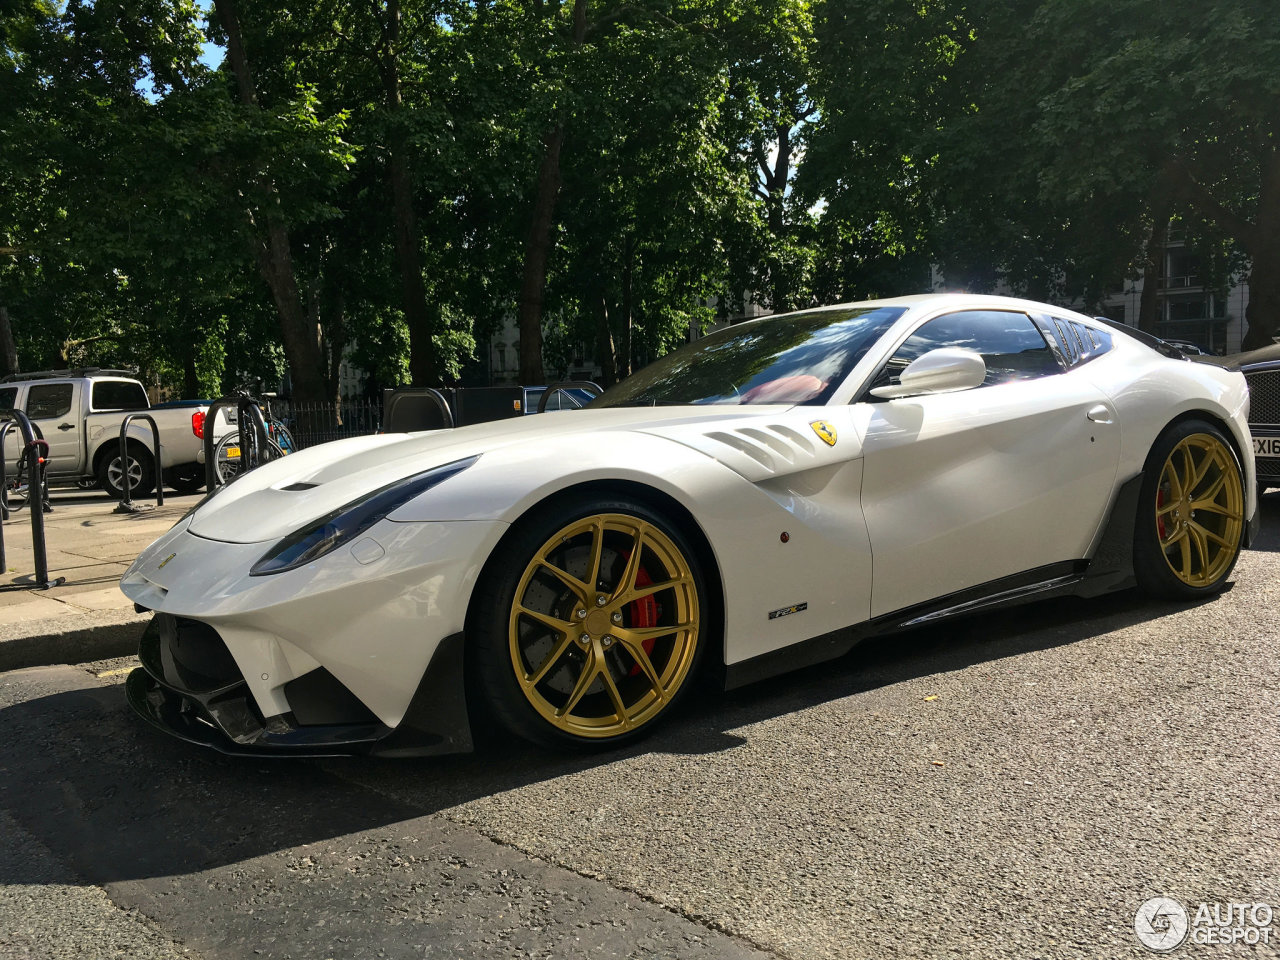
[58,423,76,431]
[1086,404,1114,424]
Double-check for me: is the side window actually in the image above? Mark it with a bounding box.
[91,380,148,411]
[0,387,16,411]
[877,310,1062,390]
[26,383,74,420]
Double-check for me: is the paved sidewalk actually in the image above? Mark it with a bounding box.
[0,488,201,669]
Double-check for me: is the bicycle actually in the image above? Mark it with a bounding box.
[212,390,297,485]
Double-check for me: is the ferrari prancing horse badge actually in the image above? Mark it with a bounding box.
[809,420,837,446]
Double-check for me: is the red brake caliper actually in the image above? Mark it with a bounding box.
[626,564,658,677]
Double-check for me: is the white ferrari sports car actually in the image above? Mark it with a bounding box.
[122,294,1259,756]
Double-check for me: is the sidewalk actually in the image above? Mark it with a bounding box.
[0,488,200,670]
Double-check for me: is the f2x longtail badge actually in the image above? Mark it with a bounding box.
[809,420,837,446]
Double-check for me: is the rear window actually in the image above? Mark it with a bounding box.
[91,380,148,412]
[0,387,16,411]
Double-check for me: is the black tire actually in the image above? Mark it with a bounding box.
[1133,419,1245,600]
[97,442,156,499]
[469,495,709,750]
[164,463,206,494]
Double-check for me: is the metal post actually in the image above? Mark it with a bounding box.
[0,420,9,573]
[26,439,50,587]
[114,414,164,514]
[0,419,16,524]
[0,410,63,591]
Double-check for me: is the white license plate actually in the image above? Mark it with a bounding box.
[1254,437,1280,458]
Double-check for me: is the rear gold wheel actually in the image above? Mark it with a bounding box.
[473,497,706,748]
[1154,433,1244,587]
[1136,422,1244,598]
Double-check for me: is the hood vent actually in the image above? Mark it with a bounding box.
[701,423,822,476]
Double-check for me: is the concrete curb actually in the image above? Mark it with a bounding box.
[0,612,147,672]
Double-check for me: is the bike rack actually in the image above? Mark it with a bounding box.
[0,409,64,591]
[0,421,20,522]
[536,381,603,413]
[113,413,165,514]
[203,395,271,490]
[382,387,455,432]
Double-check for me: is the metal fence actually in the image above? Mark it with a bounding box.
[273,399,382,449]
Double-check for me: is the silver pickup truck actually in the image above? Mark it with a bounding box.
[0,368,230,497]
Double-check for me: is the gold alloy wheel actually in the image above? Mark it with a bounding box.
[1155,433,1244,587]
[507,513,699,739]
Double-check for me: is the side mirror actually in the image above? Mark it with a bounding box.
[869,347,987,399]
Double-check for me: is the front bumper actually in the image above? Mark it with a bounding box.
[127,612,472,757]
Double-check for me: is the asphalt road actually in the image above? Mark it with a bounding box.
[2,494,1278,959]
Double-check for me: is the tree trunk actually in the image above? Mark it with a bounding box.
[253,223,326,401]
[0,306,18,376]
[319,288,347,423]
[212,0,326,403]
[516,0,588,386]
[517,126,566,387]
[594,289,617,388]
[1241,146,1280,350]
[389,151,438,386]
[182,352,199,398]
[620,233,634,379]
[762,122,792,310]
[378,0,438,386]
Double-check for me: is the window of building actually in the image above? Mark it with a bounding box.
[1167,297,1209,322]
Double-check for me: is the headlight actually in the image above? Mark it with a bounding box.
[249,457,477,576]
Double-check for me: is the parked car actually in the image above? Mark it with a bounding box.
[0,369,231,497]
[522,384,598,414]
[1203,343,1280,493]
[1160,338,1215,357]
[123,294,1257,758]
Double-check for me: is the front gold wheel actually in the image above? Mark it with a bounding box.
[506,512,700,740]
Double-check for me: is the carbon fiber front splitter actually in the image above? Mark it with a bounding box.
[125,667,385,757]
[125,613,474,758]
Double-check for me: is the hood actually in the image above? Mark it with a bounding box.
[186,405,790,543]
[1199,342,1280,370]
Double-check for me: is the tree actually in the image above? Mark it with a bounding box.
[804,0,1280,348]
[720,0,820,312]
[1023,0,1280,346]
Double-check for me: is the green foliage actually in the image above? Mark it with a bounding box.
[8,0,1274,391]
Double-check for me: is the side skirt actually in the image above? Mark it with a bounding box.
[724,472,1144,691]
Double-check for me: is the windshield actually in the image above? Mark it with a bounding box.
[594,305,907,407]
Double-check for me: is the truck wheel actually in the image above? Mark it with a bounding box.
[164,463,205,494]
[98,443,156,499]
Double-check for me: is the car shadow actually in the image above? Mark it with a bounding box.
[0,581,1212,890]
